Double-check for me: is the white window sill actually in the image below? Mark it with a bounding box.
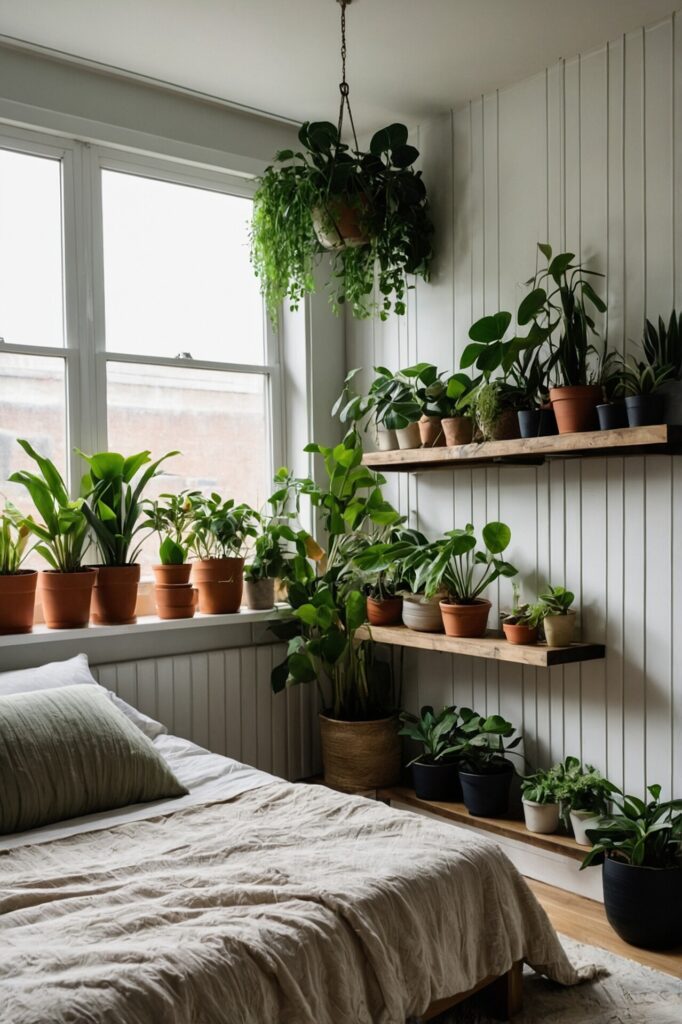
[1,605,291,649]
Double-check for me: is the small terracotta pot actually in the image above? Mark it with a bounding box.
[155,583,197,620]
[367,595,403,626]
[543,610,576,647]
[395,422,422,450]
[401,593,445,632]
[440,598,491,638]
[312,198,368,250]
[319,714,401,791]
[40,568,97,629]
[549,385,602,433]
[442,416,473,446]
[375,428,398,452]
[244,577,276,610]
[502,621,539,645]
[152,563,192,586]
[192,557,244,614]
[485,408,521,441]
[91,564,140,625]
[0,570,38,635]
[418,415,445,448]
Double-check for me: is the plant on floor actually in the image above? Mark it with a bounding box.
[398,705,461,766]
[581,784,682,870]
[0,502,32,574]
[452,709,523,773]
[423,522,517,602]
[143,490,200,565]
[187,495,260,561]
[251,120,433,323]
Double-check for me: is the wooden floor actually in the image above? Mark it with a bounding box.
[528,878,682,978]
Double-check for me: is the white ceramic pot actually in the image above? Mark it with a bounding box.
[522,799,560,835]
[543,610,576,647]
[401,593,445,633]
[375,428,398,451]
[244,577,275,610]
[395,422,421,450]
[570,808,600,846]
[659,379,682,425]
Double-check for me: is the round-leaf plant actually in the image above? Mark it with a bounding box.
[422,521,518,604]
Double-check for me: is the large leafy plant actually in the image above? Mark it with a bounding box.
[581,784,682,870]
[78,449,178,566]
[10,440,89,573]
[251,120,433,323]
[422,522,517,603]
[188,494,260,561]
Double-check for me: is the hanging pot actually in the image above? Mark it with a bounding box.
[155,583,197,620]
[459,760,514,818]
[442,416,473,446]
[395,422,421,450]
[319,713,401,791]
[602,858,682,950]
[625,394,666,427]
[367,595,403,626]
[597,401,628,430]
[0,570,38,635]
[40,568,97,629]
[439,598,491,638]
[549,385,602,433]
[418,415,445,448]
[401,592,445,632]
[312,198,369,250]
[91,564,140,625]
[412,761,462,802]
[522,799,560,835]
[244,577,276,611]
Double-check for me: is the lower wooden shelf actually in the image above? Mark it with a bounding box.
[357,623,605,667]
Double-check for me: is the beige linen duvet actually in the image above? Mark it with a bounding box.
[0,781,595,1024]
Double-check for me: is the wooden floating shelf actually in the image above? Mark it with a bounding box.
[357,624,605,667]
[362,424,682,472]
[378,786,585,861]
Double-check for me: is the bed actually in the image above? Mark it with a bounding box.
[0,664,596,1024]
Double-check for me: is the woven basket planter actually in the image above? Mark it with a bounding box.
[319,714,401,792]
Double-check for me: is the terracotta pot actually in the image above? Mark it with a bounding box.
[192,557,245,614]
[152,563,192,586]
[312,198,368,250]
[418,415,445,448]
[40,568,97,629]
[549,385,602,433]
[91,564,140,625]
[395,422,421,450]
[319,714,401,791]
[0,570,38,635]
[485,408,521,441]
[442,416,473,446]
[375,428,398,452]
[155,583,197,620]
[543,610,576,647]
[367,595,403,626]
[439,598,491,638]
[502,621,539,645]
[244,577,276,610]
[401,592,445,632]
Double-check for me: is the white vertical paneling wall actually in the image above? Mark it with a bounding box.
[346,13,682,798]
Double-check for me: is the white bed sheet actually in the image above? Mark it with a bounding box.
[0,732,278,851]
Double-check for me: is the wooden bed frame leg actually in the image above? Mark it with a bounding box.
[487,961,524,1020]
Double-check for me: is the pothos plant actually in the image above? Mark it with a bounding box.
[251,120,433,323]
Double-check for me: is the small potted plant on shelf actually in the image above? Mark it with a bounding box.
[454,709,523,818]
[422,522,517,638]
[441,372,479,446]
[0,501,37,635]
[142,490,199,620]
[368,367,423,450]
[500,583,544,645]
[642,310,682,424]
[581,784,682,950]
[472,377,523,441]
[244,517,304,611]
[188,495,260,614]
[512,350,557,438]
[539,584,576,646]
[353,529,439,631]
[413,363,449,447]
[555,756,617,844]
[78,448,178,625]
[595,349,627,430]
[521,767,561,834]
[399,705,463,801]
[621,359,674,427]
[10,440,95,629]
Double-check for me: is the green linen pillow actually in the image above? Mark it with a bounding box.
[0,684,188,835]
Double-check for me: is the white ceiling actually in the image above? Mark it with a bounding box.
[0,0,677,132]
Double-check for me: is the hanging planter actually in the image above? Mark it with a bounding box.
[251,1,433,324]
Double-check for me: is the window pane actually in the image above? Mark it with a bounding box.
[0,148,64,347]
[101,170,265,364]
[106,362,269,573]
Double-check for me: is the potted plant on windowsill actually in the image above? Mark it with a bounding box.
[642,310,682,425]
[188,495,259,614]
[0,501,37,635]
[399,705,463,801]
[521,767,561,834]
[500,583,544,645]
[539,584,576,646]
[441,372,479,446]
[554,756,617,844]
[581,784,682,950]
[453,709,523,818]
[10,440,95,629]
[244,516,306,611]
[251,120,433,325]
[142,490,200,620]
[621,359,674,428]
[422,522,517,638]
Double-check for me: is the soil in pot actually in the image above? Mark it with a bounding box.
[442,416,473,446]
[155,583,197,620]
[367,595,403,626]
[91,564,140,625]
[319,713,401,791]
[418,415,445,448]
[440,598,491,638]
[412,761,462,802]
[543,611,576,647]
[517,408,558,438]
[312,199,368,250]
[401,593,445,633]
[502,621,539,645]
[192,557,245,614]
[459,760,514,817]
[395,422,421,450]
[522,799,560,835]
[375,428,398,452]
[549,385,602,433]
[597,402,628,430]
[625,394,666,427]
[40,568,97,629]
[152,563,192,586]
[602,858,682,950]
[0,569,38,635]
[244,577,276,610]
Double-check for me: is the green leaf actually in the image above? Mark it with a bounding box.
[460,342,485,368]
[287,652,318,684]
[548,252,575,281]
[538,242,552,261]
[482,521,511,554]
[78,451,126,481]
[391,144,419,168]
[345,590,367,634]
[468,312,511,344]
[370,123,408,155]
[159,536,185,565]
[517,288,547,325]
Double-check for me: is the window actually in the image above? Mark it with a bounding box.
[0,130,279,577]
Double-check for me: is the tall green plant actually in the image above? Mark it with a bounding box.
[581,784,682,869]
[422,522,517,602]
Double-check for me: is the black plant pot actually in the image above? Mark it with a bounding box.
[517,408,558,438]
[459,760,514,818]
[625,394,666,427]
[412,761,462,802]
[597,402,628,430]
[602,858,682,950]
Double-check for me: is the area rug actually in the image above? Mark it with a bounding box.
[437,936,682,1023]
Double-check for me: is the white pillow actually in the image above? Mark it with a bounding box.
[0,654,167,741]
